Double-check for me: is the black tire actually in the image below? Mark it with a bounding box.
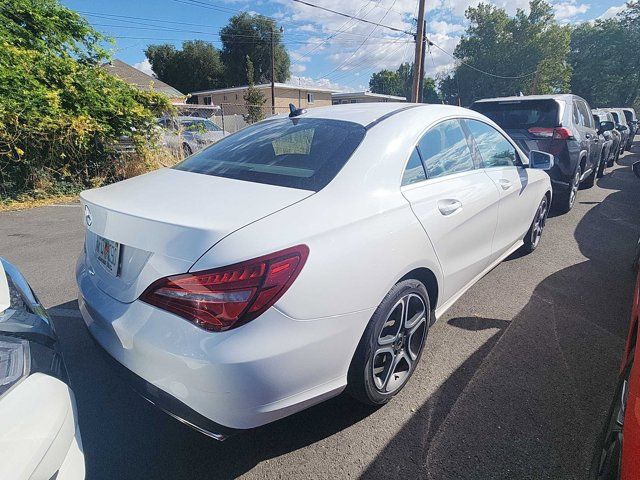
[583,162,597,188]
[553,164,581,214]
[347,279,430,406]
[597,151,607,178]
[182,143,193,157]
[522,195,549,254]
[610,147,620,167]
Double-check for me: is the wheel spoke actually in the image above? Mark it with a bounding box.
[383,351,411,392]
[378,298,404,345]
[372,347,395,390]
[407,317,427,360]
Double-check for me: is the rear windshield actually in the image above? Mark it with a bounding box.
[472,100,559,130]
[174,118,365,191]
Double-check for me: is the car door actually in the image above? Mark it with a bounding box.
[464,118,540,257]
[401,119,500,303]
[575,100,599,176]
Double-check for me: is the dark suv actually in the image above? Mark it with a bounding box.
[471,94,600,213]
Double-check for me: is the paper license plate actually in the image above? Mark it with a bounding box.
[95,235,120,276]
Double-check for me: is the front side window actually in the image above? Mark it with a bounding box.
[402,148,427,186]
[417,119,475,178]
[465,119,518,168]
[175,118,366,191]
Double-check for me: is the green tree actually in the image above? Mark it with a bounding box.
[145,40,224,94]
[243,56,266,123]
[0,0,171,199]
[369,62,440,103]
[570,2,640,108]
[442,0,570,105]
[220,13,290,87]
[369,69,404,97]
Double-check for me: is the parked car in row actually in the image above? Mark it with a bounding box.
[76,103,553,439]
[607,108,632,155]
[157,116,226,157]
[621,108,638,151]
[471,94,600,213]
[0,259,85,479]
[593,110,623,167]
[592,161,640,480]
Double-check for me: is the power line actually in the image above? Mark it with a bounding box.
[429,41,538,79]
[315,0,399,80]
[291,0,414,35]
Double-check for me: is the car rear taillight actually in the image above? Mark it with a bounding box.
[528,127,573,140]
[140,245,309,332]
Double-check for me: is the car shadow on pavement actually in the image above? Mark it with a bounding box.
[49,145,640,480]
[358,146,640,479]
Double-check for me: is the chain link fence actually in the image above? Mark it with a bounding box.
[175,103,292,135]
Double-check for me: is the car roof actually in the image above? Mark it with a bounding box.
[472,94,577,104]
[268,102,480,128]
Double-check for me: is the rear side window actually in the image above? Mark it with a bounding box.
[417,119,475,178]
[576,101,593,128]
[175,118,366,191]
[402,148,427,186]
[472,100,559,130]
[623,110,634,123]
[464,119,518,168]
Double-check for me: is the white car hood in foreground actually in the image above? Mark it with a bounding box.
[80,168,313,303]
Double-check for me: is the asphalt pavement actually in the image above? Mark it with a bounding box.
[1,143,639,479]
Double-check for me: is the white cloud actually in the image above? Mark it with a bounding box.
[290,51,311,63]
[133,59,155,77]
[291,64,307,73]
[289,75,350,91]
[599,4,625,19]
[553,0,590,21]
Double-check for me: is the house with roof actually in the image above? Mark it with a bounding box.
[331,91,406,104]
[189,83,336,114]
[103,59,185,103]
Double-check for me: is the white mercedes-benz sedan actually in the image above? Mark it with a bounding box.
[76,103,552,439]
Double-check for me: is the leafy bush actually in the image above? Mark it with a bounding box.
[0,0,173,200]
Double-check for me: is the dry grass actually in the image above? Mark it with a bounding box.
[0,194,79,212]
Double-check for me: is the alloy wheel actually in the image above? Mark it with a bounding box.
[371,293,427,394]
[531,197,548,249]
[569,167,581,208]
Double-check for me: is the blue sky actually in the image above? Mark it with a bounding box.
[61,0,628,92]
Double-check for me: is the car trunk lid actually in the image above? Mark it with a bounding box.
[80,168,313,303]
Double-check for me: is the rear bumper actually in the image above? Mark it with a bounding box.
[76,253,372,430]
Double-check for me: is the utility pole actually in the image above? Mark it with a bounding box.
[418,19,427,103]
[411,0,426,103]
[271,26,276,115]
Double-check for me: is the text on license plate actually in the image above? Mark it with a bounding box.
[95,236,120,276]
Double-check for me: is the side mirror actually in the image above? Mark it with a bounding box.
[599,120,615,133]
[633,161,640,179]
[618,125,629,132]
[529,150,554,171]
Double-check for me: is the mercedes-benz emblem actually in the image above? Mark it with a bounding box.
[84,205,93,226]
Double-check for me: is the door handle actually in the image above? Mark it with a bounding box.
[498,178,512,190]
[437,199,462,216]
